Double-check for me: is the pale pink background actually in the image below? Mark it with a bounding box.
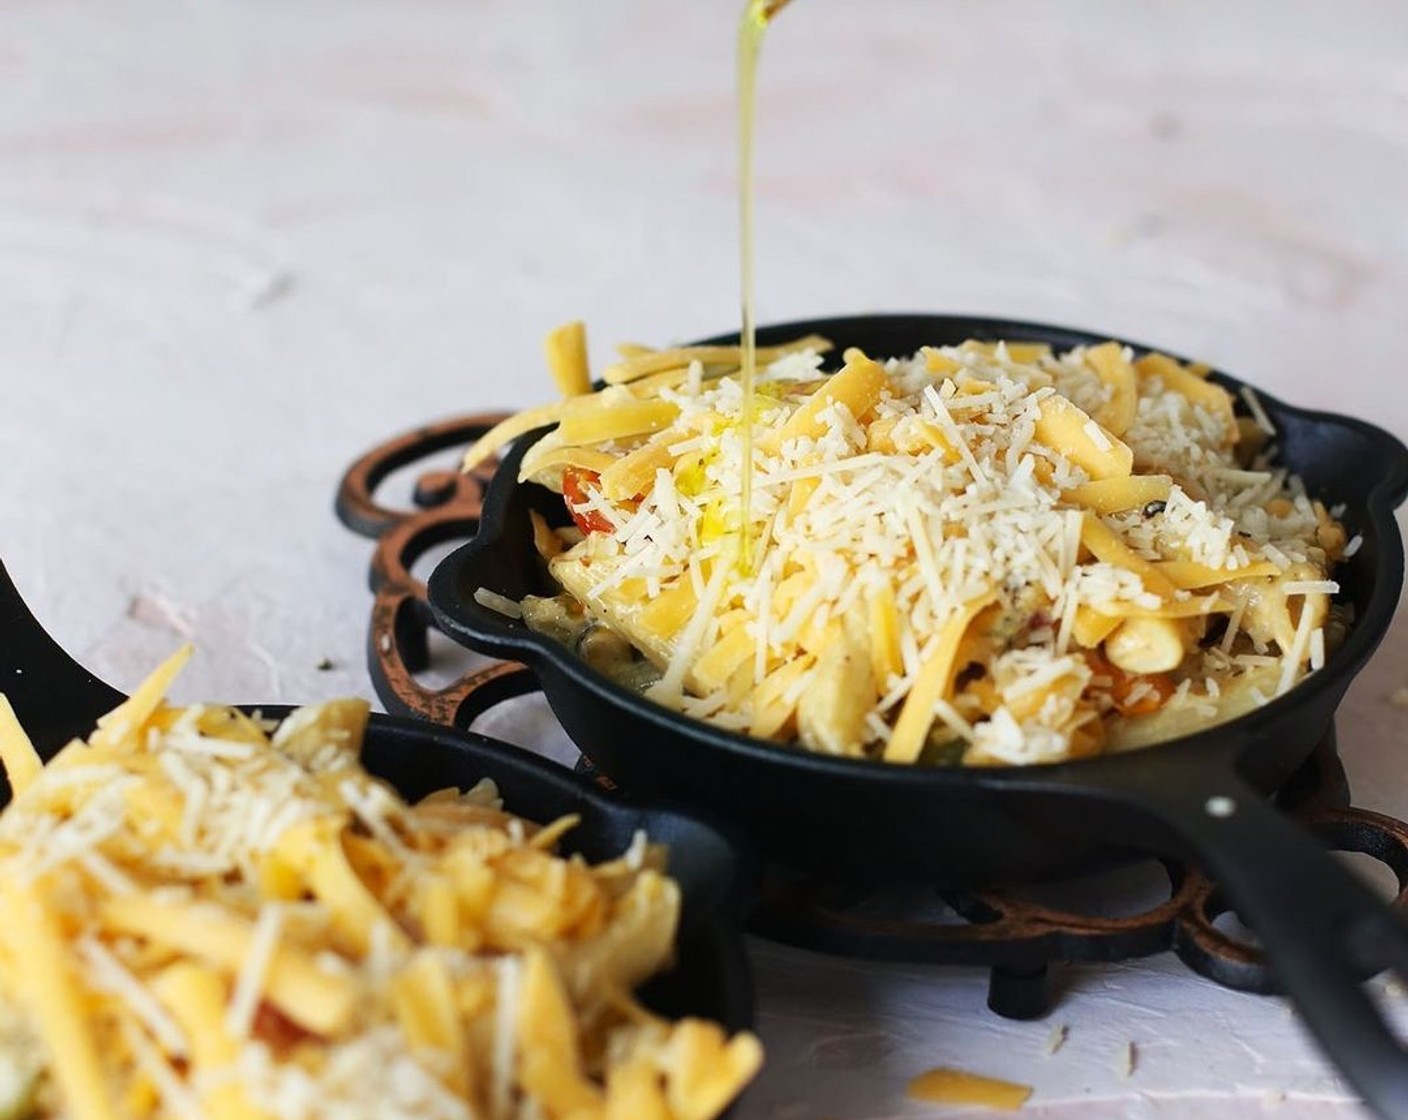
[4,1,1408,1116]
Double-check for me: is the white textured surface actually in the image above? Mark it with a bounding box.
[4,1,1408,1116]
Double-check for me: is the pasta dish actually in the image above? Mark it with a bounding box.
[464,325,1349,766]
[0,649,762,1119]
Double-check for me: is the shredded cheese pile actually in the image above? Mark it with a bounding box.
[465,326,1347,765]
[0,648,762,1120]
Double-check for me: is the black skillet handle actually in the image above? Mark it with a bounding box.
[1118,766,1408,1118]
[0,561,123,758]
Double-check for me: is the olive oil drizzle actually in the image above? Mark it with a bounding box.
[737,0,792,572]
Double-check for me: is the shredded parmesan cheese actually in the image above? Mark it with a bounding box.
[76,938,187,1058]
[225,903,286,1040]
[1240,386,1277,436]
[473,587,524,619]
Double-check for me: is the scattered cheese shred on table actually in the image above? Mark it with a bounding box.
[1119,1040,1138,1079]
[906,1067,1033,1111]
[0,646,762,1120]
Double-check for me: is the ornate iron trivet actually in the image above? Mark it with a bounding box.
[335,413,538,727]
[335,415,1408,1019]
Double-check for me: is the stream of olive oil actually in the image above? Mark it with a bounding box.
[737,0,792,571]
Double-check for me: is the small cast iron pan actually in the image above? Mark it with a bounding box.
[431,313,1408,1118]
[0,560,755,1043]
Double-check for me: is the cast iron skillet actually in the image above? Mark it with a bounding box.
[430,313,1408,1118]
[0,560,755,1043]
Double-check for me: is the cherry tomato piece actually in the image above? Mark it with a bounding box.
[562,467,614,534]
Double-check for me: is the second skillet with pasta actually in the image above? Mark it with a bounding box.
[431,312,1408,1119]
[0,561,758,1119]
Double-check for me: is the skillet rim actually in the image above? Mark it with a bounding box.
[429,312,1408,790]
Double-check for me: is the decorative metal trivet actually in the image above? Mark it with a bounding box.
[335,416,1408,1019]
[335,413,538,728]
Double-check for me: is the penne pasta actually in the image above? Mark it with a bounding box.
[1033,395,1134,480]
[545,320,592,398]
[885,592,997,764]
[486,324,1347,768]
[1085,341,1138,436]
[1064,475,1172,514]
[0,658,762,1120]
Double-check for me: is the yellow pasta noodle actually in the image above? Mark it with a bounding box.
[885,592,997,764]
[601,335,832,386]
[1064,475,1172,514]
[1079,513,1177,600]
[1085,341,1138,436]
[556,399,680,447]
[0,879,118,1120]
[545,320,592,398]
[1156,559,1281,590]
[761,349,886,452]
[1033,395,1133,480]
[599,438,679,501]
[518,442,617,489]
[1135,352,1237,443]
